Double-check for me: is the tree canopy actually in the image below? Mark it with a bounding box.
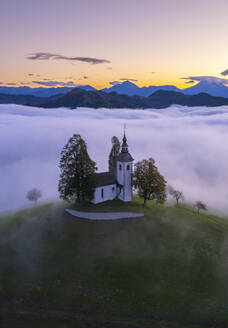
[168,185,184,206]
[108,136,120,174]
[195,201,207,214]
[133,158,166,206]
[26,188,42,204]
[58,134,97,203]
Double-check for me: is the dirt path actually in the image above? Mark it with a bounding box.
[65,209,144,220]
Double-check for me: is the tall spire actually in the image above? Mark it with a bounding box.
[121,124,128,153]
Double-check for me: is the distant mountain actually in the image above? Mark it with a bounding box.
[0,93,63,106]
[182,81,228,98]
[0,85,96,97]
[77,85,96,92]
[40,88,228,109]
[2,80,228,99]
[101,81,180,96]
[0,86,73,97]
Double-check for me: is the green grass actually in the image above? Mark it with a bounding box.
[1,198,228,327]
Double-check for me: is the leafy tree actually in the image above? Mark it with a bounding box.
[58,134,97,203]
[133,158,166,206]
[195,201,207,214]
[108,136,120,174]
[168,185,184,206]
[26,188,42,204]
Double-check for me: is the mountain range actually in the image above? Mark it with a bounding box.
[1,80,228,98]
[2,88,228,109]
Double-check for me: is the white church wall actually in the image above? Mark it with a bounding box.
[92,184,117,204]
[116,161,133,202]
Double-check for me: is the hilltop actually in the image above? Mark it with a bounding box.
[1,198,228,327]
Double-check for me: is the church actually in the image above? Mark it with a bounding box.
[92,133,134,204]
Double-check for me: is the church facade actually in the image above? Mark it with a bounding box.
[92,133,134,204]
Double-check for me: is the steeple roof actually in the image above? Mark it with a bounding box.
[117,132,134,162]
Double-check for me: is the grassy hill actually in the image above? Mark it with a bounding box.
[1,198,228,327]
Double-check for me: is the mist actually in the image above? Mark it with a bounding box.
[1,104,228,214]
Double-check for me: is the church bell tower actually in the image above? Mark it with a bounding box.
[116,131,134,202]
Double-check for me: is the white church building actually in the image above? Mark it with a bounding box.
[92,133,134,204]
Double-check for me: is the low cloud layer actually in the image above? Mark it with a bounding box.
[1,104,228,215]
[181,76,228,85]
[27,52,110,65]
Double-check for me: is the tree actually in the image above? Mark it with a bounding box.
[168,185,184,206]
[195,201,207,214]
[108,136,120,174]
[133,158,166,206]
[58,134,97,203]
[26,188,42,204]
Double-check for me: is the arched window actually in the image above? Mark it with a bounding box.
[119,164,122,171]
[127,164,130,171]
[101,188,104,198]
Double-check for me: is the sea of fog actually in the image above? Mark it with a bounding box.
[1,104,228,214]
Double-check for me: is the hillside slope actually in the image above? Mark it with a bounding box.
[1,199,228,327]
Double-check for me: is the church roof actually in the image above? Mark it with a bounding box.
[117,131,134,162]
[96,172,117,187]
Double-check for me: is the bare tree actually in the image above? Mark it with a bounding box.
[195,201,207,214]
[26,188,42,204]
[167,185,184,206]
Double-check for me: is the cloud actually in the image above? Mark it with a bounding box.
[106,67,112,70]
[148,72,156,74]
[27,52,110,65]
[185,80,195,84]
[2,104,228,215]
[120,78,138,82]
[27,73,41,77]
[221,69,228,76]
[109,81,121,86]
[181,76,228,85]
[0,82,2,85]
[5,83,17,86]
[33,80,77,87]
[84,76,88,79]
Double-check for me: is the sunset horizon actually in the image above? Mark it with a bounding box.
[1,0,228,89]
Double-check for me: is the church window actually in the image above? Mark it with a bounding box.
[101,188,104,198]
[119,164,122,170]
[127,164,130,170]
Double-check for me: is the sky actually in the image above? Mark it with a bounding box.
[1,0,228,89]
[1,104,228,215]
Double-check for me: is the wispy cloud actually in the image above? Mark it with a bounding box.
[5,83,17,86]
[109,81,121,86]
[120,78,138,82]
[221,69,228,77]
[181,76,228,85]
[27,73,41,77]
[33,80,77,87]
[106,67,112,70]
[184,80,195,84]
[27,52,111,65]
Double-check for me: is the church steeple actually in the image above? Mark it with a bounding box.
[121,131,128,153]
